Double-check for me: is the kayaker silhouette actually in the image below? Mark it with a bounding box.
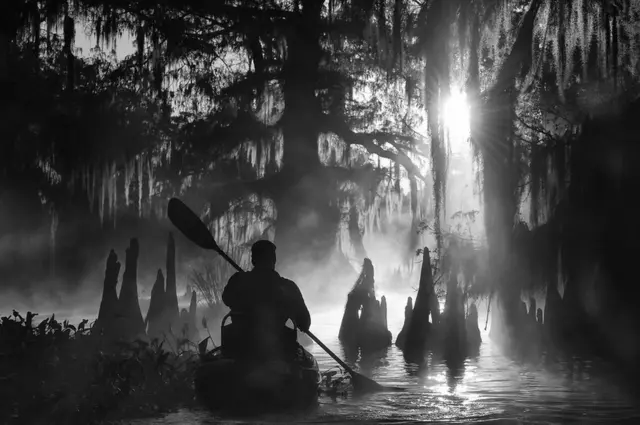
[221,240,312,363]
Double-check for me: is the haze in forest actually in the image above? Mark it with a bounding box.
[0,135,484,326]
[0,17,490,322]
[4,0,638,370]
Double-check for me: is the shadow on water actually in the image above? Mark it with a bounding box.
[445,359,465,394]
[403,354,430,384]
[339,342,360,365]
[358,346,390,376]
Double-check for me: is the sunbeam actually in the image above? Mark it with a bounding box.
[443,89,471,155]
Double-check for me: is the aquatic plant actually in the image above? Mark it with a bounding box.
[0,311,198,425]
[319,368,351,398]
[189,259,229,314]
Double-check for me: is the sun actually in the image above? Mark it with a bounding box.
[442,89,471,154]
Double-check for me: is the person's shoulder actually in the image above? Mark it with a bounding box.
[280,276,296,285]
[228,271,248,283]
[279,275,300,289]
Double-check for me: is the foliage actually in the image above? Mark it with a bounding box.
[189,261,227,309]
[2,0,436,269]
[319,368,351,398]
[0,311,198,425]
[4,0,640,298]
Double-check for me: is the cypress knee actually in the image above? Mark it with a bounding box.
[96,249,120,338]
[188,290,199,342]
[146,269,166,342]
[381,295,388,330]
[164,232,180,332]
[404,247,435,353]
[117,238,146,340]
[395,296,413,349]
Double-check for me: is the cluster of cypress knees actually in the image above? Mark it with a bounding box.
[94,234,483,361]
[94,233,199,346]
[339,248,483,362]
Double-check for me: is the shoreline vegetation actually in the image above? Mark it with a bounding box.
[0,311,199,425]
[0,309,351,424]
[0,233,211,424]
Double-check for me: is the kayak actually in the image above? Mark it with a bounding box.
[194,313,321,413]
[194,345,321,413]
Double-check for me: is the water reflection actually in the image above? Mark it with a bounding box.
[358,347,389,377]
[444,360,465,393]
[119,328,640,424]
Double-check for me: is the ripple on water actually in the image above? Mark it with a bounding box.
[118,326,640,425]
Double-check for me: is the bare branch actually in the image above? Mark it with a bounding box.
[322,115,428,182]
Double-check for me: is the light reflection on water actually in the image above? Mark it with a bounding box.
[121,310,640,424]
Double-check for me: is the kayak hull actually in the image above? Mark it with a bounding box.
[194,347,321,414]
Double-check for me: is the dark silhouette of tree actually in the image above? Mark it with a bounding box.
[4,0,640,330]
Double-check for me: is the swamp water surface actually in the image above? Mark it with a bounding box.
[118,306,640,424]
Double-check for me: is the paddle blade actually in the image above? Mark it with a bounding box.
[167,198,218,251]
[351,372,405,394]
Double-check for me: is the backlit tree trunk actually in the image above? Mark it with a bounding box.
[272,0,343,278]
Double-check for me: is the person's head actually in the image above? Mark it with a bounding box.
[251,240,277,269]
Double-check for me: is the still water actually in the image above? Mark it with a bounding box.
[122,308,640,424]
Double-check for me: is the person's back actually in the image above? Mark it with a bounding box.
[221,240,311,362]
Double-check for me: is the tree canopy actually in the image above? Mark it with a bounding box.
[2,0,639,294]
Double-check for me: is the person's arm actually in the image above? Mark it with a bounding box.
[221,272,245,309]
[283,279,311,332]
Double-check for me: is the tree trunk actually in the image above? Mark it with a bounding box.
[272,1,346,286]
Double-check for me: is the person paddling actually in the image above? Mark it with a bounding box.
[221,240,311,363]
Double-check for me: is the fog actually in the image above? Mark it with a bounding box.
[0,88,490,337]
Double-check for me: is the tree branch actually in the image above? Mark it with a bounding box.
[220,71,283,99]
[364,131,426,157]
[319,18,367,39]
[321,115,428,181]
[183,172,280,221]
[181,109,279,160]
[322,163,387,190]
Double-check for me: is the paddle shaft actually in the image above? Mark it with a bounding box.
[215,248,243,274]
[304,330,358,376]
[209,246,360,377]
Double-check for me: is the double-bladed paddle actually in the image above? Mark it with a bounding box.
[167,197,404,393]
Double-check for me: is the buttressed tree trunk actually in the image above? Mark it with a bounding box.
[404,248,435,353]
[164,232,180,332]
[96,249,120,338]
[117,238,146,340]
[271,0,347,285]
